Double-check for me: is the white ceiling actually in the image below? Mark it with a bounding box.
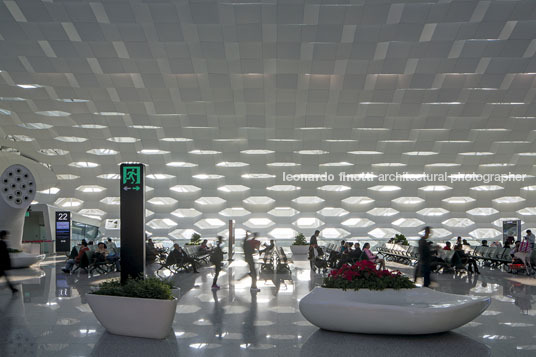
[1,0,536,241]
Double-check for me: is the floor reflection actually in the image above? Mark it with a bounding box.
[301,329,490,357]
[1,254,536,356]
[90,331,179,357]
[0,294,37,357]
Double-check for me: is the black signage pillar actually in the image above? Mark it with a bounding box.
[55,211,71,252]
[120,163,146,284]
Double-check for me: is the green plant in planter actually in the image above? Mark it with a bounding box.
[186,232,202,245]
[91,278,174,300]
[394,234,409,246]
[293,233,308,245]
[7,248,22,253]
[323,260,415,291]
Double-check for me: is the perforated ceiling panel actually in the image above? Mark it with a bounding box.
[1,0,536,242]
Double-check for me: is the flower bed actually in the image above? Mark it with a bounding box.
[322,260,415,291]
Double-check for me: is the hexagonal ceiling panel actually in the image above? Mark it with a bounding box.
[292,218,324,229]
[2,0,536,241]
[317,207,349,217]
[244,218,275,229]
[392,218,425,228]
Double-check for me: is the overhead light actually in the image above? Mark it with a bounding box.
[87,149,118,156]
[17,84,42,89]
[38,187,60,194]
[0,97,26,101]
[166,162,197,168]
[68,162,99,168]
[56,98,89,103]
[193,174,224,180]
[38,149,69,156]
[216,162,249,167]
[73,124,107,129]
[267,162,300,167]
[129,125,161,129]
[161,137,193,142]
[54,136,87,142]
[294,150,328,155]
[5,134,34,142]
[93,112,126,116]
[146,174,175,179]
[35,111,71,117]
[138,149,170,155]
[189,150,221,155]
[425,102,462,105]
[241,149,274,154]
[18,123,53,129]
[107,137,139,143]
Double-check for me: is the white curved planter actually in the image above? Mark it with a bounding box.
[10,252,45,268]
[86,293,178,339]
[290,245,309,255]
[299,287,490,335]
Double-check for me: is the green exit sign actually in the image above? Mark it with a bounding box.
[122,165,141,185]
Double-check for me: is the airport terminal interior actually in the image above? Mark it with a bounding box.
[1,0,536,356]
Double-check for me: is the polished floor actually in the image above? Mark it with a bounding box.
[1,253,536,357]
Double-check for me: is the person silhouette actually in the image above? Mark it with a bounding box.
[0,230,18,294]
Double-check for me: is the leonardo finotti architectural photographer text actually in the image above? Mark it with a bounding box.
[282,172,527,184]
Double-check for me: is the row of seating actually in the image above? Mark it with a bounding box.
[377,243,518,268]
[259,245,291,274]
[377,243,420,265]
[183,245,211,264]
[71,249,119,275]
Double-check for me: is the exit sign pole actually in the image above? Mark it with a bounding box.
[120,163,146,284]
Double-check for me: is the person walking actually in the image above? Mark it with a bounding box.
[418,226,432,287]
[211,236,224,290]
[0,230,18,294]
[309,230,320,271]
[243,232,261,292]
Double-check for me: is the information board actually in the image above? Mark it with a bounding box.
[55,211,71,252]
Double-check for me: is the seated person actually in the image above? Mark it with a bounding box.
[339,240,347,253]
[146,239,157,263]
[259,239,275,255]
[68,240,83,259]
[510,241,521,258]
[198,239,212,254]
[106,238,118,253]
[167,243,199,273]
[94,242,108,263]
[360,243,386,270]
[98,242,120,271]
[453,244,479,274]
[462,239,470,247]
[430,250,450,272]
[443,242,452,251]
[338,248,353,268]
[350,243,362,261]
[62,241,89,273]
[481,240,489,247]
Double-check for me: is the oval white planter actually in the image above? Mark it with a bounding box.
[86,293,178,339]
[290,245,310,255]
[299,287,490,335]
[10,252,45,268]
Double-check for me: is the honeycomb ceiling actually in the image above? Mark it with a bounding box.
[1,0,536,241]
